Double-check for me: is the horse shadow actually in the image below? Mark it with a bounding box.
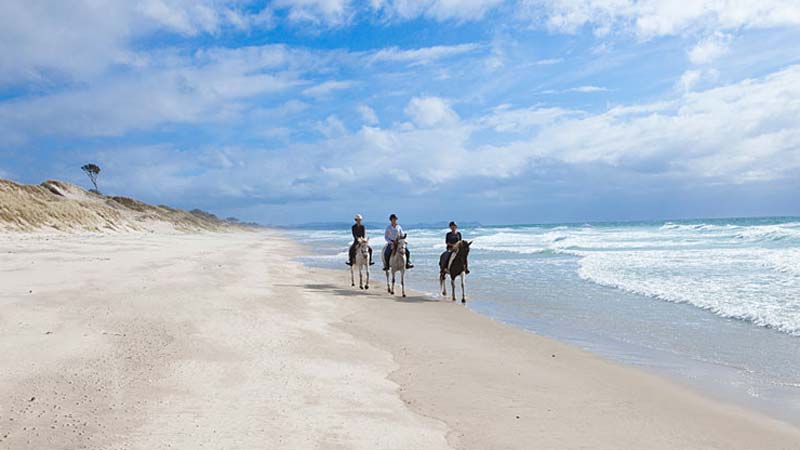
[299,283,440,304]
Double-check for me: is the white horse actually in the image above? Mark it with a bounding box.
[384,234,407,297]
[350,237,370,289]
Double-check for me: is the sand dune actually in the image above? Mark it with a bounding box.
[0,178,247,233]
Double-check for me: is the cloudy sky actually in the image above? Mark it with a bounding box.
[1,0,799,225]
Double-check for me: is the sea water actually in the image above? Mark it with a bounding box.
[288,217,800,424]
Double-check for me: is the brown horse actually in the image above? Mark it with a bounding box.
[440,240,472,303]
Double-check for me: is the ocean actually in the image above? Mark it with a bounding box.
[287,217,800,423]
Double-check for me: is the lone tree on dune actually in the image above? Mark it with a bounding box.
[81,163,101,193]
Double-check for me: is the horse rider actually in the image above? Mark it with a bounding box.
[383,213,414,271]
[439,221,469,274]
[347,214,374,266]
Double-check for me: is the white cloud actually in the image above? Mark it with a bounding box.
[0,45,304,141]
[0,0,270,86]
[540,85,609,94]
[688,32,733,64]
[377,0,505,21]
[678,68,719,92]
[511,64,800,182]
[302,80,355,98]
[286,64,800,189]
[271,0,352,25]
[523,0,800,39]
[370,44,480,65]
[535,58,563,65]
[678,70,702,92]
[317,115,347,137]
[53,64,800,216]
[481,104,576,132]
[404,97,460,128]
[567,85,608,92]
[357,104,380,125]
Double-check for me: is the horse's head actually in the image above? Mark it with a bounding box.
[394,234,408,251]
[357,237,370,254]
[456,239,472,256]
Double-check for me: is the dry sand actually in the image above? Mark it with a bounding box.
[1,230,798,449]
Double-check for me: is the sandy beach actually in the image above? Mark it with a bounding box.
[1,230,799,450]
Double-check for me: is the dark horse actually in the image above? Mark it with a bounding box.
[440,240,472,303]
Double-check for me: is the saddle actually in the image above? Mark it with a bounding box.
[440,249,458,273]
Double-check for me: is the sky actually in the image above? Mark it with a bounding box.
[1,0,799,225]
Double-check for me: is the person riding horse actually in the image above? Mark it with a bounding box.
[347,214,374,266]
[383,214,414,271]
[439,221,469,274]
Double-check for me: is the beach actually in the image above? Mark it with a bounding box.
[1,230,799,449]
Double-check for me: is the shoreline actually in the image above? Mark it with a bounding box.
[319,274,800,449]
[1,230,798,449]
[292,224,800,428]
[288,230,800,448]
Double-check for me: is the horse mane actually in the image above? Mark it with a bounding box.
[390,234,407,258]
[448,240,470,277]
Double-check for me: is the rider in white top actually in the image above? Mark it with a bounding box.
[384,222,404,243]
[383,214,414,270]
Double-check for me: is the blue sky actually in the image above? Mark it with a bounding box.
[1,1,799,225]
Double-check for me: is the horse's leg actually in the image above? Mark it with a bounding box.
[350,265,355,287]
[365,265,369,289]
[401,270,405,297]
[440,273,447,296]
[460,273,466,303]
[386,268,391,293]
[391,271,396,295]
[358,264,363,289]
[451,277,456,301]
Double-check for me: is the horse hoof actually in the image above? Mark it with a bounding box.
[462,299,466,304]
[359,286,363,289]
[365,285,369,290]
[402,294,406,298]
[351,283,355,287]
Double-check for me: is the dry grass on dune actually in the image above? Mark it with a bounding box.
[0,178,246,233]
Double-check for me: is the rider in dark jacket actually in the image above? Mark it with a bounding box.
[440,221,469,274]
[347,214,374,266]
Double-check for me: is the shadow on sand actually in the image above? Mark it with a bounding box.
[296,282,440,304]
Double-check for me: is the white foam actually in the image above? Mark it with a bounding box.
[576,248,800,336]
